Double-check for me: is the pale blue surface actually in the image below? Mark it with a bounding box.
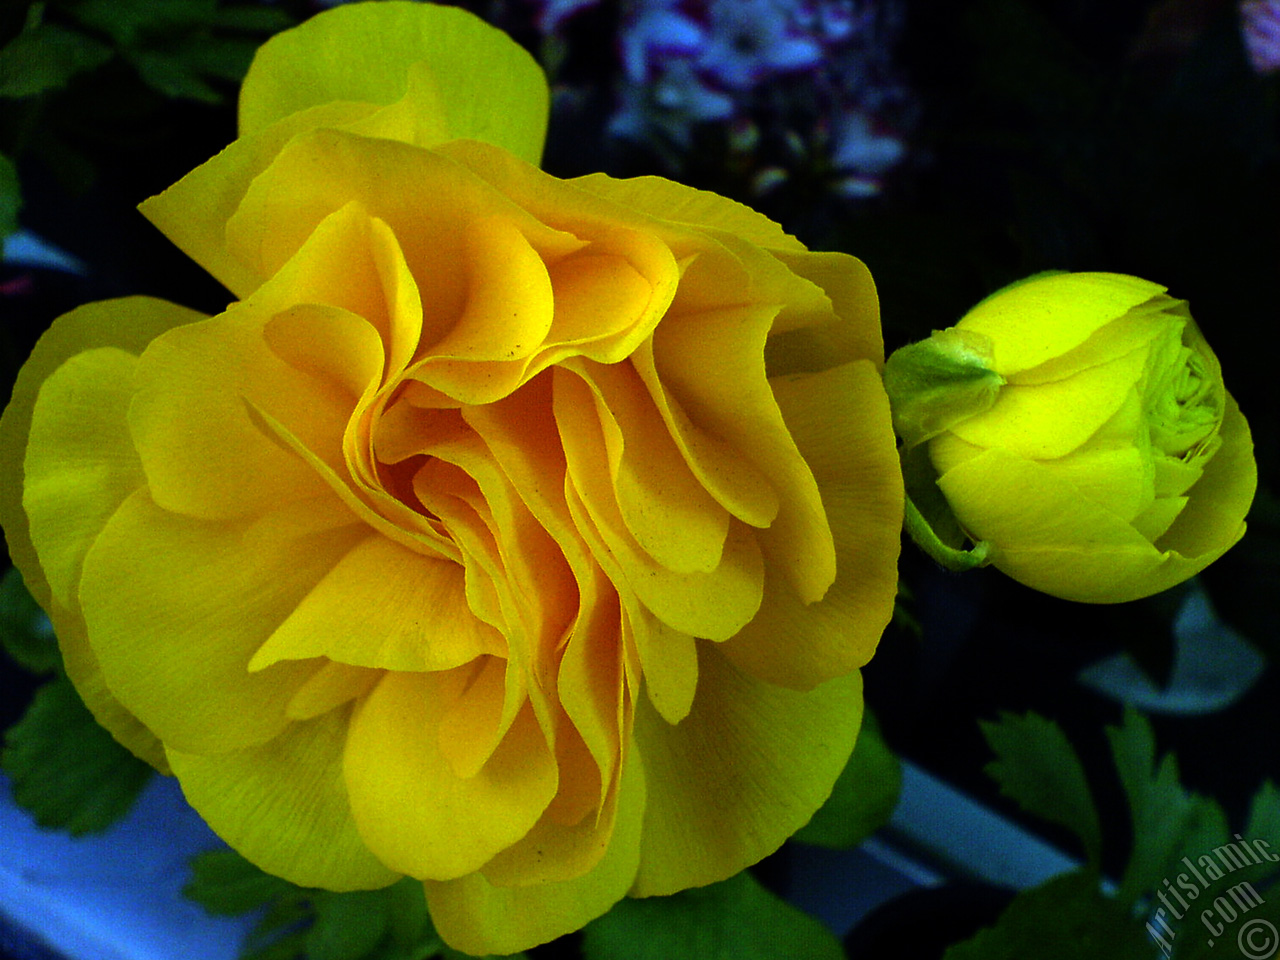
[0,773,252,960]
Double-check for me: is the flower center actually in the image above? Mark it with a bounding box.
[1147,335,1224,462]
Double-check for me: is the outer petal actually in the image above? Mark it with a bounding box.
[0,297,205,614]
[423,750,645,956]
[25,349,147,612]
[567,173,806,253]
[167,706,401,890]
[1156,393,1254,563]
[719,361,902,688]
[936,425,1250,603]
[765,250,884,374]
[630,644,862,895]
[78,489,365,754]
[1,297,205,769]
[139,101,379,298]
[947,345,1149,460]
[957,272,1165,376]
[239,1,548,165]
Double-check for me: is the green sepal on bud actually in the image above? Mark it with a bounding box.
[883,327,1005,450]
[884,329,1004,572]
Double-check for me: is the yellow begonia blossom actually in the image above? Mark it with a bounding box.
[0,3,903,953]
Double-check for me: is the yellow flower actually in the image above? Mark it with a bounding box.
[891,271,1255,604]
[0,3,903,952]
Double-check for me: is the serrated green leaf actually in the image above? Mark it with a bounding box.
[0,20,113,98]
[942,871,1153,960]
[0,153,20,239]
[979,711,1102,868]
[794,708,900,849]
[185,847,302,917]
[582,871,843,960]
[1,676,152,833]
[0,568,59,675]
[1107,706,1223,910]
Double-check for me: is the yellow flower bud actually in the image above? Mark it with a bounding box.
[891,271,1256,603]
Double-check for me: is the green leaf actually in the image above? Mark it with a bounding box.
[308,881,443,960]
[941,871,1153,960]
[186,851,447,960]
[979,711,1102,868]
[0,568,59,675]
[581,871,844,960]
[0,20,113,98]
[1163,878,1280,960]
[1106,707,1226,910]
[0,153,20,240]
[307,889,393,960]
[212,6,294,34]
[1,676,152,833]
[185,847,301,917]
[1246,782,1280,852]
[123,46,224,102]
[794,708,901,849]
[69,0,215,46]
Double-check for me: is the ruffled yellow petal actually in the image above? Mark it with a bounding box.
[239,1,548,164]
[129,305,355,520]
[719,361,902,688]
[343,669,557,881]
[555,368,764,640]
[167,706,401,890]
[224,132,570,323]
[78,489,365,753]
[249,534,503,673]
[626,606,698,726]
[423,750,645,956]
[958,272,1165,376]
[478,716,617,885]
[568,356,729,574]
[462,382,631,799]
[630,645,862,895]
[642,305,836,603]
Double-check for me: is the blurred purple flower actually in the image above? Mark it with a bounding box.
[1242,0,1280,73]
